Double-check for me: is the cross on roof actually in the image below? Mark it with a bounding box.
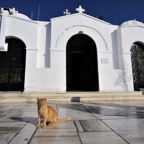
[76,5,85,13]
[63,9,71,15]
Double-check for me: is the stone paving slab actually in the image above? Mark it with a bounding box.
[82,102,142,120]
[9,123,36,144]
[31,136,81,144]
[103,118,144,131]
[116,129,144,144]
[57,103,95,120]
[31,121,80,144]
[80,120,111,132]
[0,101,144,144]
[35,121,77,137]
[46,121,76,129]
[0,126,22,134]
[0,134,16,144]
[35,128,77,137]
[79,132,127,144]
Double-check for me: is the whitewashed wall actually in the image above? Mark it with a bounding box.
[5,14,39,91]
[1,9,144,91]
[50,13,122,91]
[120,21,144,91]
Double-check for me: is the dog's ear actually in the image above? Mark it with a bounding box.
[37,98,39,101]
[45,98,47,101]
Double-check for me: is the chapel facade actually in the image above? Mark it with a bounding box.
[0,6,144,92]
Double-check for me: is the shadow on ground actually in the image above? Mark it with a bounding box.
[57,102,144,119]
[10,117,37,126]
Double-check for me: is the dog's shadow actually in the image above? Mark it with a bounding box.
[10,117,37,126]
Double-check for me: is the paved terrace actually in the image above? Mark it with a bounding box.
[0,100,144,144]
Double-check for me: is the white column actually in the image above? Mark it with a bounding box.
[0,9,9,51]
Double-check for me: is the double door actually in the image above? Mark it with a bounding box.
[0,38,26,91]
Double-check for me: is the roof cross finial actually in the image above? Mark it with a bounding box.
[63,9,71,15]
[76,5,85,13]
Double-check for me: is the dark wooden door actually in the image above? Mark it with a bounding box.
[131,43,144,91]
[0,38,26,91]
[66,34,99,91]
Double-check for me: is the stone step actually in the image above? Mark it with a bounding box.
[0,91,142,97]
[0,92,144,103]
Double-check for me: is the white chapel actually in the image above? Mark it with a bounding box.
[0,6,144,92]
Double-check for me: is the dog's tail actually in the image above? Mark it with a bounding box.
[57,117,71,124]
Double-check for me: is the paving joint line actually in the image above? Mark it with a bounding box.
[101,120,129,144]
[73,120,83,144]
[81,104,99,120]
[28,127,38,144]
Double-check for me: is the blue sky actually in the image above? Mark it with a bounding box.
[0,0,144,25]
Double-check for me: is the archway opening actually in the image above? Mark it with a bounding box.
[66,34,99,91]
[0,38,26,91]
[131,42,144,91]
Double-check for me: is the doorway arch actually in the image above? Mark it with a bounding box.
[131,42,144,91]
[0,37,26,91]
[66,34,99,91]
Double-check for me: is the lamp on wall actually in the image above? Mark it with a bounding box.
[78,31,84,34]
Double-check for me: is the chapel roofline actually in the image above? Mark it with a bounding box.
[50,5,111,26]
[50,12,111,26]
[120,19,144,28]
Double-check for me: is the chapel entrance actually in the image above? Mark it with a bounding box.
[0,38,26,91]
[131,42,144,91]
[66,34,99,91]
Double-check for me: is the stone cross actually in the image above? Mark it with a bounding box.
[63,9,71,15]
[76,5,85,13]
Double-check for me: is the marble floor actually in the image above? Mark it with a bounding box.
[0,101,144,144]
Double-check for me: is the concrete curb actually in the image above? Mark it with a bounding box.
[0,92,144,103]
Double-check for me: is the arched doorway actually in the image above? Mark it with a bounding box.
[0,38,26,91]
[66,34,99,91]
[131,42,144,91]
